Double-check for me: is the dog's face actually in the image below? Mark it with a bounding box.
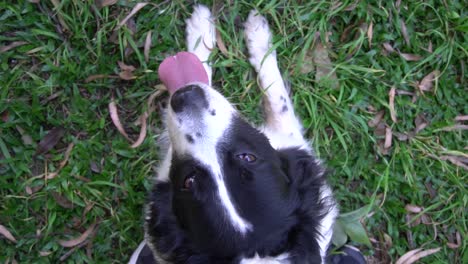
[165,83,297,256]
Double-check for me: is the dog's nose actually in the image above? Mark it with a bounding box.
[170,85,209,113]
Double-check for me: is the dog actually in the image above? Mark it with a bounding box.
[130,5,344,264]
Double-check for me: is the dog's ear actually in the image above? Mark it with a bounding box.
[278,148,326,189]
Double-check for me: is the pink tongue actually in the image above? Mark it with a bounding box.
[158,51,209,94]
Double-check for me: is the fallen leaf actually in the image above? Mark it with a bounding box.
[0,224,17,243]
[384,126,392,149]
[84,74,113,83]
[119,71,135,80]
[58,222,97,248]
[35,127,65,155]
[395,247,441,264]
[438,124,468,131]
[418,70,440,92]
[109,100,132,142]
[389,86,397,123]
[400,53,423,61]
[39,251,53,257]
[367,21,373,47]
[117,3,148,30]
[46,142,74,179]
[383,42,395,54]
[90,161,101,173]
[50,0,70,32]
[51,191,74,209]
[447,242,460,249]
[131,112,148,148]
[455,115,468,121]
[0,41,28,53]
[396,90,414,96]
[368,110,385,128]
[28,0,40,3]
[405,204,423,213]
[16,126,33,145]
[95,0,117,8]
[117,61,136,72]
[414,114,428,133]
[312,36,339,89]
[400,19,410,46]
[216,28,228,56]
[144,31,152,63]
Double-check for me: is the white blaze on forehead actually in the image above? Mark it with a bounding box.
[167,84,252,234]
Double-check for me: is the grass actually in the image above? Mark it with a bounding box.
[0,0,466,263]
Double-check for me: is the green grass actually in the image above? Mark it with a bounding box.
[1,0,466,263]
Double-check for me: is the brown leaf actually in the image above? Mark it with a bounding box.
[131,112,148,148]
[116,3,148,30]
[46,142,74,179]
[400,53,423,61]
[51,191,74,209]
[367,21,373,47]
[117,61,136,72]
[312,38,339,89]
[84,74,113,83]
[0,41,28,53]
[438,124,468,131]
[16,126,33,145]
[374,122,387,137]
[418,70,440,92]
[383,42,395,54]
[118,71,135,80]
[414,114,428,133]
[396,247,441,264]
[405,204,423,213]
[0,224,17,243]
[389,86,397,123]
[396,90,414,96]
[35,127,65,155]
[455,115,468,121]
[447,242,460,249]
[95,0,117,8]
[368,110,385,128]
[216,28,228,56]
[90,161,101,173]
[1,111,8,122]
[58,222,97,248]
[39,251,53,257]
[400,19,410,46]
[144,31,152,63]
[109,100,132,142]
[384,126,392,149]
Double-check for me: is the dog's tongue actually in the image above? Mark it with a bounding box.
[158,52,209,94]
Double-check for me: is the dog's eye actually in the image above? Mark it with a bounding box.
[183,175,196,190]
[237,153,257,163]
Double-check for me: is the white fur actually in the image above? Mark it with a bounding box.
[240,253,290,264]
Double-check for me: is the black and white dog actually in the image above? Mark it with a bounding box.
[130,5,364,264]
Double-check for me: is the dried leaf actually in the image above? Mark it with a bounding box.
[400,19,410,46]
[455,115,468,121]
[400,53,423,61]
[16,126,33,145]
[28,0,40,3]
[389,86,397,123]
[46,142,74,179]
[51,191,74,209]
[118,71,135,80]
[58,222,96,248]
[396,90,414,96]
[0,224,17,243]
[418,70,440,92]
[367,21,373,47]
[383,42,395,54]
[109,100,132,142]
[117,3,148,30]
[414,114,428,133]
[368,110,385,128]
[384,126,392,149]
[374,122,387,137]
[39,251,53,257]
[438,124,468,131]
[84,74,113,83]
[50,0,70,32]
[90,161,101,173]
[216,28,228,56]
[312,39,339,89]
[131,112,148,148]
[396,247,441,264]
[117,61,136,72]
[35,127,65,155]
[95,0,117,8]
[447,242,460,249]
[0,41,28,53]
[405,204,423,213]
[144,31,152,63]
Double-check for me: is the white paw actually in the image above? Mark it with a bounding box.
[244,10,275,71]
[186,4,215,62]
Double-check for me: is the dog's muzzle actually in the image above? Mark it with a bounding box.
[170,84,209,113]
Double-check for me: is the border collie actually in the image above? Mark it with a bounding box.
[130,5,363,264]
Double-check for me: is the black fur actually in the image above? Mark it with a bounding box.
[145,116,330,263]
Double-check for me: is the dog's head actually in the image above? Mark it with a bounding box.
[161,82,322,257]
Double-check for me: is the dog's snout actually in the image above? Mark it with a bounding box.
[170,85,209,113]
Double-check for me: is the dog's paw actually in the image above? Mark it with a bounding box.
[186,4,215,62]
[244,10,275,71]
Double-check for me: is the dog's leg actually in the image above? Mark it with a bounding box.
[245,11,307,149]
[186,5,215,85]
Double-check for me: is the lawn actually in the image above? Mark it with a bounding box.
[0,0,466,263]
